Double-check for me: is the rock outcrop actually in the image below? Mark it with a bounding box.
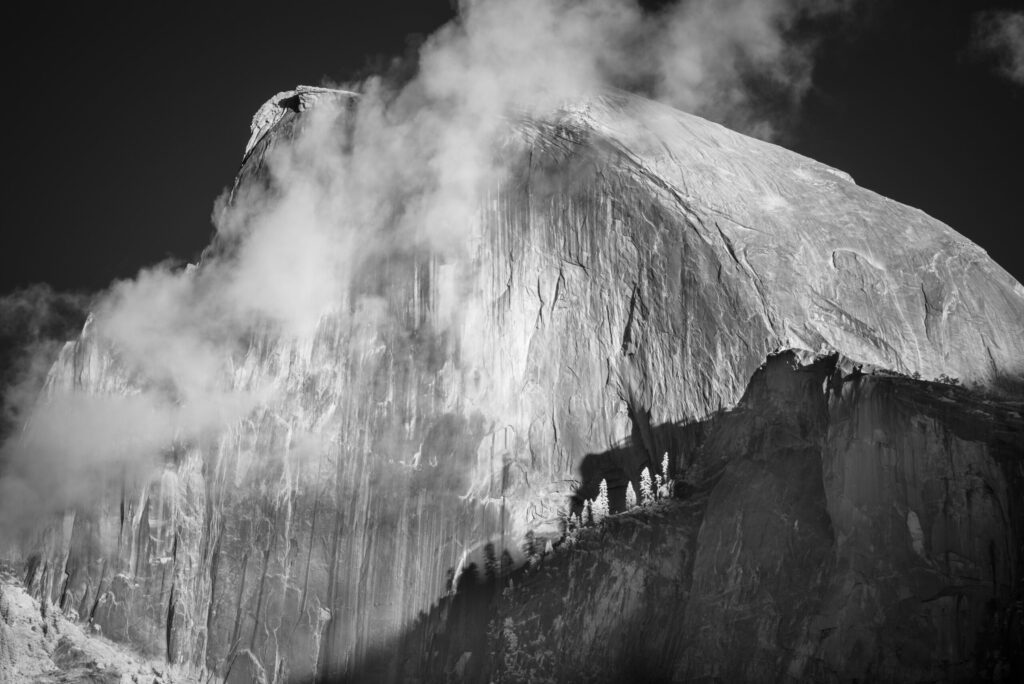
[4,88,1023,682]
[352,353,1022,682]
[0,562,183,683]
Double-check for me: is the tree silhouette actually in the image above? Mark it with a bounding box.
[445,567,455,593]
[456,562,479,594]
[484,543,498,582]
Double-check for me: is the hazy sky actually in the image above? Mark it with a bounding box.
[3,0,1023,292]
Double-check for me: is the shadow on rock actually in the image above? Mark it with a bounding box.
[306,351,1024,683]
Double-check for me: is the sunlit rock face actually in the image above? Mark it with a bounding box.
[14,87,1024,682]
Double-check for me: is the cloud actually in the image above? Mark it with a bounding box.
[0,285,91,436]
[655,0,857,139]
[973,10,1024,85]
[0,390,255,540]
[418,0,856,141]
[0,0,859,536]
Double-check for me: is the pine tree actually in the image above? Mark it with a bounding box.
[484,542,498,582]
[501,549,514,575]
[523,530,542,569]
[640,467,654,504]
[626,481,638,508]
[445,567,455,593]
[564,511,580,543]
[661,452,670,480]
[457,563,479,593]
[593,479,610,522]
[583,499,593,525]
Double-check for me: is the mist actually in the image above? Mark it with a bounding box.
[973,10,1024,86]
[0,285,91,438]
[0,0,858,539]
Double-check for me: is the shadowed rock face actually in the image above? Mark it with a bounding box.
[8,88,1024,682]
[374,354,1022,683]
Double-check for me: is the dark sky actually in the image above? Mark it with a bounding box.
[3,0,1023,295]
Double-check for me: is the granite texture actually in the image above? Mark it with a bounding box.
[8,88,1024,682]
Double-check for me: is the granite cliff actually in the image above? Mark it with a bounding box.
[374,353,1022,682]
[2,86,1022,682]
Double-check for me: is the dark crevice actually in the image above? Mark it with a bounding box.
[205,523,223,663]
[118,476,126,541]
[250,515,277,651]
[621,282,640,356]
[166,531,178,663]
[299,487,322,620]
[87,562,105,623]
[229,551,250,656]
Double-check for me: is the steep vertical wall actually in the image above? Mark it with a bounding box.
[10,87,1024,682]
[393,354,1022,683]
